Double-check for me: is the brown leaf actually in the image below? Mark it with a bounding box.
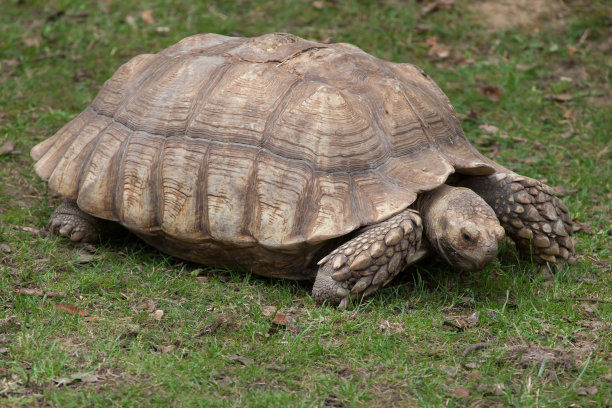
[262,305,277,317]
[572,220,594,235]
[155,344,176,353]
[0,141,20,156]
[18,288,66,298]
[137,299,156,312]
[443,312,479,331]
[577,386,598,396]
[429,43,450,59]
[478,85,505,102]
[23,37,40,47]
[141,9,155,24]
[53,372,99,387]
[417,0,455,17]
[0,315,16,329]
[312,1,325,9]
[265,362,286,372]
[150,309,164,320]
[0,243,10,253]
[552,185,578,196]
[507,345,573,369]
[479,124,499,135]
[546,93,572,102]
[468,369,481,381]
[452,386,470,398]
[567,45,578,55]
[11,225,49,237]
[54,303,88,317]
[227,354,255,365]
[271,312,290,326]
[378,319,405,334]
[74,253,96,263]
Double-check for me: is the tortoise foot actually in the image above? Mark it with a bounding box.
[49,199,107,243]
[462,173,574,265]
[312,209,422,308]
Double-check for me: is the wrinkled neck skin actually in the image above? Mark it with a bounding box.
[413,184,505,271]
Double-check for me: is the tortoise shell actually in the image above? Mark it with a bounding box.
[31,33,495,278]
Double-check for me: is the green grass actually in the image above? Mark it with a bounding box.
[1,0,610,406]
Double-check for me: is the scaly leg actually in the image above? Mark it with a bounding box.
[312,208,422,308]
[460,173,574,264]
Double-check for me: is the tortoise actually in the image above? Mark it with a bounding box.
[31,33,574,308]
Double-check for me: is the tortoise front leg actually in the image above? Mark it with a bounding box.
[312,208,422,309]
[460,173,574,264]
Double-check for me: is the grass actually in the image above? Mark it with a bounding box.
[1,0,611,406]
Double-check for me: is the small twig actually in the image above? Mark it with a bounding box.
[462,342,491,358]
[32,51,67,62]
[551,297,612,304]
[17,288,66,298]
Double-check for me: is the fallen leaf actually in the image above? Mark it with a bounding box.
[53,372,99,387]
[227,354,255,365]
[552,185,578,196]
[271,312,290,326]
[0,315,16,329]
[18,288,66,298]
[54,303,88,317]
[452,386,470,398]
[141,9,155,24]
[443,366,458,377]
[478,85,505,102]
[262,305,277,317]
[443,312,479,331]
[479,124,499,135]
[567,45,578,55]
[417,0,455,17]
[577,386,598,396]
[429,43,450,59]
[265,362,286,372]
[137,299,156,312]
[507,345,573,369]
[23,37,40,47]
[572,220,594,235]
[11,225,49,237]
[468,369,481,381]
[312,1,325,9]
[0,243,10,253]
[0,347,9,354]
[74,253,96,263]
[125,15,136,25]
[0,141,20,156]
[378,319,405,334]
[546,93,572,102]
[155,344,176,353]
[150,309,164,320]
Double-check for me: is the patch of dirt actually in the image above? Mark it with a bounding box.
[506,345,574,369]
[469,0,565,31]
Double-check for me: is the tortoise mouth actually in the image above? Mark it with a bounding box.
[437,236,495,271]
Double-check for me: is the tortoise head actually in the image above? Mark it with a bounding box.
[420,185,505,271]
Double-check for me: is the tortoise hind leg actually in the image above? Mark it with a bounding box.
[49,198,112,242]
[459,173,574,264]
[312,209,422,309]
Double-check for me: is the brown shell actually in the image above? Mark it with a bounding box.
[31,33,494,276]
